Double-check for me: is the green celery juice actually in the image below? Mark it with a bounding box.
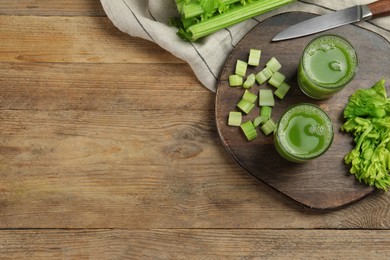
[274,104,333,163]
[298,34,358,99]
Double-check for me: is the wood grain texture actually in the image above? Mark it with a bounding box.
[1,0,390,258]
[0,16,183,64]
[1,109,390,229]
[216,12,390,209]
[1,229,390,259]
[369,0,390,18]
[0,0,105,16]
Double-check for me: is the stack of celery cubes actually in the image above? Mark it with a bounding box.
[227,49,290,141]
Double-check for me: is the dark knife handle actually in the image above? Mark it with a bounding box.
[368,0,390,18]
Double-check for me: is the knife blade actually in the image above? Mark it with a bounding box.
[272,0,390,41]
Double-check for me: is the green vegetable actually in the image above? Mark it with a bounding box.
[182,3,205,19]
[243,73,256,89]
[274,82,290,99]
[248,49,261,66]
[229,74,243,87]
[235,60,247,77]
[344,79,389,119]
[242,89,257,103]
[255,67,273,85]
[259,89,274,107]
[171,0,296,41]
[228,111,242,126]
[241,120,258,141]
[226,48,292,142]
[260,118,276,135]
[341,79,390,190]
[268,71,285,88]
[260,106,272,119]
[237,98,255,114]
[253,115,268,127]
[266,57,282,72]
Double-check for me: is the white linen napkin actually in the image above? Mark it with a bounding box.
[100,0,390,92]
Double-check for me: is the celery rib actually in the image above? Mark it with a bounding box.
[183,0,295,41]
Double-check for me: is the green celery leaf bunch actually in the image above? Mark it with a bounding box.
[341,79,390,190]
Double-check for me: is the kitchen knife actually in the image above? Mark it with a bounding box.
[272,0,390,41]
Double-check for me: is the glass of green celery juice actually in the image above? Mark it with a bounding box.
[297,34,358,99]
[274,104,334,163]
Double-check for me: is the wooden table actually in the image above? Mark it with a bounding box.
[1,1,390,258]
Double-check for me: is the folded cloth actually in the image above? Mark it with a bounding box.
[100,0,390,92]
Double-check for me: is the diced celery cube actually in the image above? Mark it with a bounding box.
[229,74,243,87]
[237,99,255,114]
[259,89,275,107]
[268,71,286,88]
[228,111,242,126]
[241,120,257,141]
[253,115,268,127]
[235,60,247,76]
[266,57,282,72]
[243,73,256,89]
[255,67,273,85]
[260,106,272,119]
[242,89,257,103]
[274,82,291,99]
[260,118,276,136]
[248,49,261,66]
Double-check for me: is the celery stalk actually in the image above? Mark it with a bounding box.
[183,3,205,19]
[176,0,295,41]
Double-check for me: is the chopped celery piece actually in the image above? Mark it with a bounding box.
[242,89,257,103]
[237,98,255,114]
[253,115,268,127]
[229,74,243,87]
[259,89,275,107]
[268,71,286,88]
[266,57,282,72]
[228,111,242,126]
[260,118,276,136]
[255,67,273,85]
[274,82,291,99]
[235,60,247,77]
[243,73,256,89]
[241,120,257,141]
[248,49,261,66]
[260,106,272,119]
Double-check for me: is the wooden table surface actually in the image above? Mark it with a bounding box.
[1,1,390,259]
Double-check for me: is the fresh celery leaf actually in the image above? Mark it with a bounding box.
[344,79,389,119]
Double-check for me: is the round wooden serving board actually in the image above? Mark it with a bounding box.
[215,12,390,210]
